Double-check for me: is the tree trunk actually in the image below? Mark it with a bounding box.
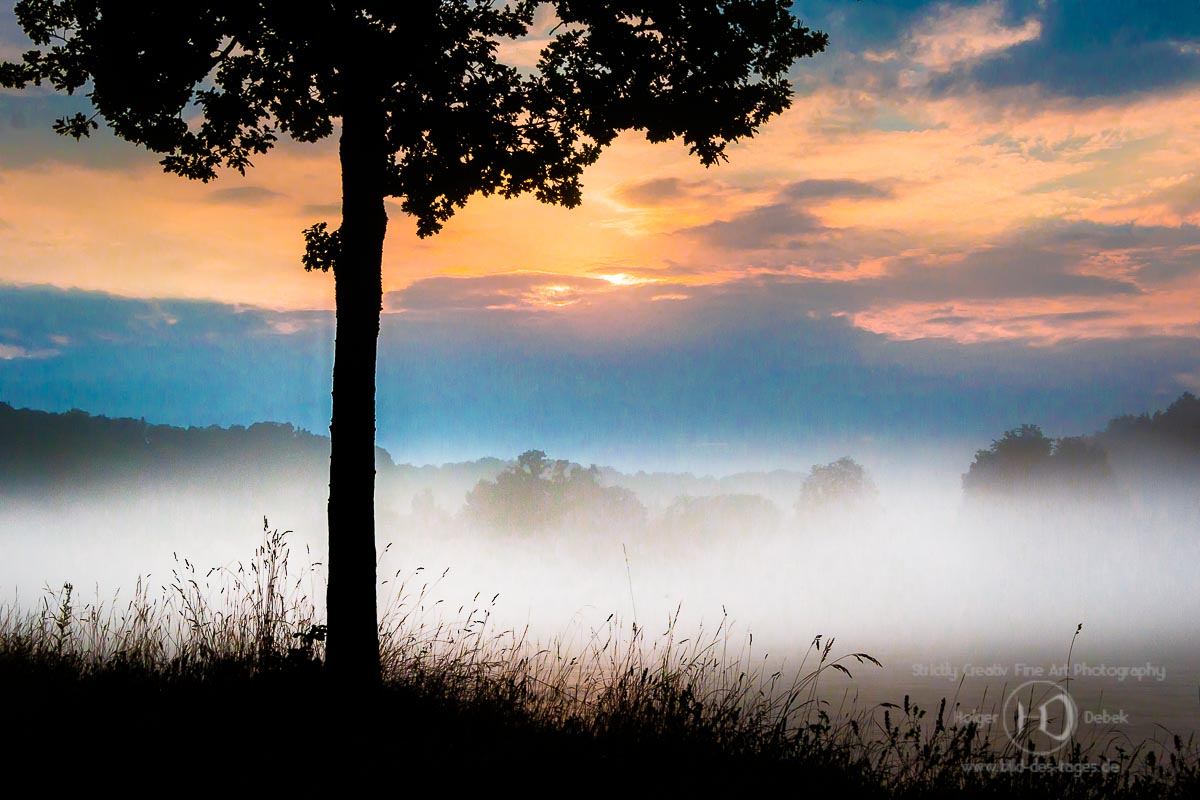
[326,84,388,688]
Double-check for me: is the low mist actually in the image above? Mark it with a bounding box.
[3,438,1196,745]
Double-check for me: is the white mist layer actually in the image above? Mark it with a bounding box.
[2,465,1196,741]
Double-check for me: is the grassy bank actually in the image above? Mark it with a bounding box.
[1,524,1195,796]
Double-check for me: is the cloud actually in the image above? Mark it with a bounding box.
[617,177,691,206]
[1176,369,1200,393]
[208,186,285,205]
[677,211,1196,322]
[381,220,1173,345]
[494,37,547,71]
[928,0,1200,98]
[686,203,825,250]
[372,275,1200,462]
[387,273,617,312]
[779,179,894,201]
[1124,175,1200,222]
[1,11,44,64]
[0,283,335,433]
[492,5,563,71]
[876,244,1142,303]
[924,314,974,325]
[1008,310,1122,324]
[979,131,1096,162]
[300,202,342,217]
[909,1,1042,70]
[0,92,160,171]
[682,178,893,251]
[0,343,58,360]
[0,284,327,352]
[6,281,1199,467]
[2,0,1199,367]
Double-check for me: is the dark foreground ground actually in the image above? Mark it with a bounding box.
[4,650,1196,798]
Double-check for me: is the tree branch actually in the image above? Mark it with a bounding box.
[211,36,239,69]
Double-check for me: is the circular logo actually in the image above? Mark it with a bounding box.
[1002,680,1078,755]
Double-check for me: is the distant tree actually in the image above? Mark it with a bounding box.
[963,424,1118,497]
[1,2,829,684]
[0,402,334,490]
[1049,436,1112,487]
[1102,392,1200,452]
[962,424,1052,495]
[796,456,876,514]
[1094,392,1200,497]
[463,450,644,533]
[1162,392,1200,441]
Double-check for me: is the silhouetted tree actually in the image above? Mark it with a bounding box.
[963,423,1120,497]
[1049,436,1112,488]
[1161,392,1200,442]
[1,2,828,685]
[1100,392,1200,455]
[1094,392,1200,499]
[962,424,1052,495]
[796,456,875,514]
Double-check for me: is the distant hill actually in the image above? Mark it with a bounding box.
[0,402,361,492]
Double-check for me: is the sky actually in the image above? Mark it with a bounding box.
[2,1,1199,470]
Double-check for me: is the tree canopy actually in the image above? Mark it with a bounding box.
[1,1,828,241]
[963,395,1200,499]
[962,423,1112,497]
[1100,392,1200,455]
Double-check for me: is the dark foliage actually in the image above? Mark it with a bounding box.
[962,423,1112,496]
[1101,392,1200,449]
[961,393,1200,497]
[1097,392,1200,479]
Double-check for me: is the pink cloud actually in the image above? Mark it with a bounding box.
[909,1,1042,70]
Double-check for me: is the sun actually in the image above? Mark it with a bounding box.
[597,273,657,287]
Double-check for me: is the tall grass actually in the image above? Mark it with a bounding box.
[0,520,325,677]
[1,521,1195,796]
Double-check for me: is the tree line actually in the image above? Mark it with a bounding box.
[962,392,1200,497]
[4,392,1196,516]
[0,402,335,490]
